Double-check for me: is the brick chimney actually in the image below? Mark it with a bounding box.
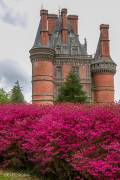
[100,24,110,58]
[40,9,49,46]
[48,14,58,35]
[61,8,68,44]
[68,15,78,35]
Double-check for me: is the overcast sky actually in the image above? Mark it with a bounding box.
[0,0,120,102]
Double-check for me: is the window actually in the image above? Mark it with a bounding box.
[56,66,62,80]
[72,66,79,78]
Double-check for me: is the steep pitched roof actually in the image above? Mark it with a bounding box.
[32,16,87,55]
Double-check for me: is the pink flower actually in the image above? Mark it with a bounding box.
[0,104,120,178]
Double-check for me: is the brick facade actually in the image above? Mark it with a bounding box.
[30,8,116,104]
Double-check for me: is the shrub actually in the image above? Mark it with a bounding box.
[0,104,120,179]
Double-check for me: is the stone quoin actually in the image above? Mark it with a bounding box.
[29,8,116,104]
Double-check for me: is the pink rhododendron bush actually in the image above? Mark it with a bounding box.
[0,104,120,179]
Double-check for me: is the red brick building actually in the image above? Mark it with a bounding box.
[30,8,116,104]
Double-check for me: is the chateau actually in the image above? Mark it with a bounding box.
[30,8,116,104]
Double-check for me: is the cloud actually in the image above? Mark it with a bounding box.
[0,59,28,84]
[0,0,27,27]
[2,11,27,27]
[0,59,31,102]
[0,0,6,9]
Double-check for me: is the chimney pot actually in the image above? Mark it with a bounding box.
[100,24,109,30]
[61,8,67,15]
[40,9,48,16]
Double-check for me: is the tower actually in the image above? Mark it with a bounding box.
[30,8,116,104]
[30,9,55,104]
[91,24,116,103]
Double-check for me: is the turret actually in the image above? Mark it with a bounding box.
[30,9,55,104]
[91,24,116,104]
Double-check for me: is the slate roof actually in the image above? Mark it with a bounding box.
[33,17,87,55]
[33,23,41,48]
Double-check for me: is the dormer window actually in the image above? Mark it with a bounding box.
[72,47,78,55]
[56,46,61,54]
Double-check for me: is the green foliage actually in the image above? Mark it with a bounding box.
[0,88,10,104]
[10,81,25,103]
[56,72,87,103]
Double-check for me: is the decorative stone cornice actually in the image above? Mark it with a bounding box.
[91,60,116,74]
[54,54,93,65]
[30,48,93,64]
[56,54,92,59]
[30,47,55,62]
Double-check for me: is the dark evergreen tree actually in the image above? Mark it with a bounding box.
[10,81,25,103]
[0,88,10,104]
[56,72,87,103]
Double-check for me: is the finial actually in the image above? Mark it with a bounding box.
[58,7,61,17]
[84,38,87,45]
[84,38,87,53]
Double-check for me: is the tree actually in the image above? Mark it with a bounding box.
[10,81,25,103]
[56,71,87,103]
[0,88,10,104]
